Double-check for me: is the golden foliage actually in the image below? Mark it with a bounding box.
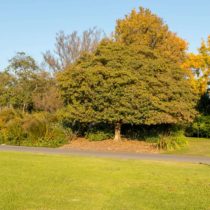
[183,36,210,95]
[115,7,188,64]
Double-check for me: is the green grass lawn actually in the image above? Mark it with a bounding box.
[0,152,210,210]
[166,137,210,157]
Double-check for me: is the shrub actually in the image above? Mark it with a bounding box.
[0,109,72,147]
[85,123,114,141]
[23,124,70,147]
[3,118,26,146]
[22,115,47,141]
[185,115,210,138]
[124,124,188,151]
[157,136,187,151]
[21,113,71,147]
[86,130,113,141]
[157,130,187,151]
[0,108,21,128]
[0,108,25,145]
[20,124,71,147]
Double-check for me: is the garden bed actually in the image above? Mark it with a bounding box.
[61,138,158,153]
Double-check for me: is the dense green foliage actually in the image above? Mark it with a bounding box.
[57,7,197,143]
[57,39,196,142]
[85,124,114,141]
[86,130,113,141]
[186,115,210,138]
[186,93,210,138]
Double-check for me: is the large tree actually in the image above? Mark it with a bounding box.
[58,40,197,141]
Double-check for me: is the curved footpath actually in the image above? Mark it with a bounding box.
[0,145,210,164]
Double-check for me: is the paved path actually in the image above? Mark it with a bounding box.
[0,145,210,164]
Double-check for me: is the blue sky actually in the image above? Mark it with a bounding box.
[0,0,210,69]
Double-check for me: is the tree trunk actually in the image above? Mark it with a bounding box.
[22,103,26,114]
[114,122,122,142]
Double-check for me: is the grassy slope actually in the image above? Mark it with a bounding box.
[166,137,210,157]
[0,152,210,210]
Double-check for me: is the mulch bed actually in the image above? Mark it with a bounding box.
[61,138,158,153]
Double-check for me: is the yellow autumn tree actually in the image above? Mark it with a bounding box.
[115,7,188,64]
[183,36,210,95]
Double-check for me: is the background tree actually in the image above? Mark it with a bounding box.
[183,36,210,95]
[5,52,62,113]
[0,71,16,109]
[43,27,104,72]
[32,84,63,112]
[6,52,41,112]
[58,40,197,141]
[183,36,210,138]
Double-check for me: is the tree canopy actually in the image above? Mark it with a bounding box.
[58,40,197,140]
[115,7,188,64]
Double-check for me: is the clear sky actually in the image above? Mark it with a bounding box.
[0,0,210,69]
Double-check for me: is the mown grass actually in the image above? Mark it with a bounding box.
[0,152,210,210]
[166,137,210,157]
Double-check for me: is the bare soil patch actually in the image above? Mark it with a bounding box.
[61,138,158,153]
